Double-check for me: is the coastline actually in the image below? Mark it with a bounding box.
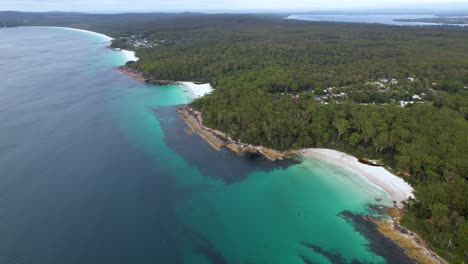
[117,66,213,98]
[120,50,139,62]
[39,27,139,63]
[176,107,447,262]
[179,82,213,98]
[297,148,414,208]
[371,209,447,264]
[177,105,410,208]
[43,26,113,42]
[176,106,411,209]
[175,105,448,263]
[178,106,285,161]
[110,38,444,264]
[180,103,413,207]
[6,24,446,264]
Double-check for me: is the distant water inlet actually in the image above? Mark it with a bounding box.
[287,14,455,26]
[0,26,411,263]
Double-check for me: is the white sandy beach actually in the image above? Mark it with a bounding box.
[45,27,139,62]
[299,148,414,208]
[179,82,213,98]
[48,27,113,42]
[120,50,139,62]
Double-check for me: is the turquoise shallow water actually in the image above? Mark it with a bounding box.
[0,27,407,264]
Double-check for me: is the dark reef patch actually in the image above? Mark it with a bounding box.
[299,255,315,264]
[338,210,414,264]
[301,242,362,264]
[154,105,298,184]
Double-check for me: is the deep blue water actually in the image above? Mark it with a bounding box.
[0,27,411,264]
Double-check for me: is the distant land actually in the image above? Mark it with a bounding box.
[395,16,468,25]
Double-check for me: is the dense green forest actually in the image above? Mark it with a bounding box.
[2,12,467,262]
[121,16,468,263]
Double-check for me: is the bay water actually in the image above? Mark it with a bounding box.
[0,27,407,264]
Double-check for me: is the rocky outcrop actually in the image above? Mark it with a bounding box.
[116,66,178,85]
[178,106,285,161]
[371,208,447,264]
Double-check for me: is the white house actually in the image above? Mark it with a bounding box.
[373,82,385,88]
[400,100,414,108]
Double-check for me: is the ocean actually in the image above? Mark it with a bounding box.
[0,26,410,263]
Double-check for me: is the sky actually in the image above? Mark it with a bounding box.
[1,0,467,12]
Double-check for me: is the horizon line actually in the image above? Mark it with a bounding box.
[2,7,468,15]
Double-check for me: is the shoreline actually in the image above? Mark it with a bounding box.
[45,26,114,42]
[177,106,412,209]
[8,24,444,264]
[178,106,285,161]
[117,66,213,98]
[111,39,444,264]
[36,26,139,63]
[176,106,447,263]
[371,209,447,264]
[296,148,414,208]
[177,105,411,209]
[179,82,213,98]
[119,49,139,62]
